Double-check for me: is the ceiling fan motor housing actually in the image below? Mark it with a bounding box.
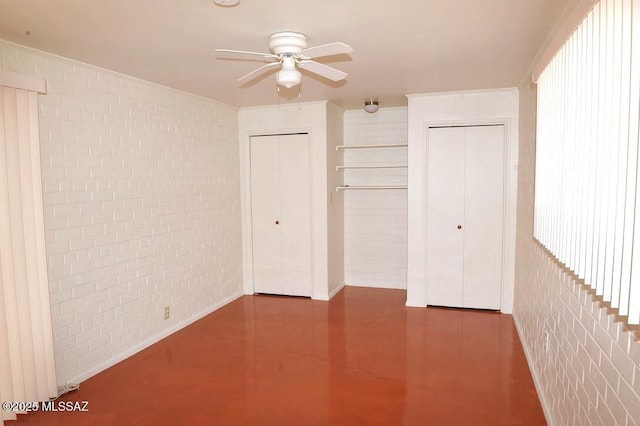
[269,31,307,55]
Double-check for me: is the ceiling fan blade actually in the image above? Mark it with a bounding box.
[238,61,281,84]
[298,42,353,59]
[216,48,279,61]
[298,60,347,81]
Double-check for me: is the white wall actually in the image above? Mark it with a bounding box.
[406,89,519,312]
[0,40,243,385]
[238,101,343,301]
[514,77,640,426]
[342,108,408,289]
[326,102,345,298]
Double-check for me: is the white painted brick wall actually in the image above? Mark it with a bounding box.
[343,108,407,289]
[514,80,640,426]
[0,40,243,385]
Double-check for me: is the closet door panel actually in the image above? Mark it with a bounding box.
[279,134,312,296]
[426,127,465,306]
[250,136,283,294]
[463,126,504,309]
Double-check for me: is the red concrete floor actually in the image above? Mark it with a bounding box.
[8,287,546,426]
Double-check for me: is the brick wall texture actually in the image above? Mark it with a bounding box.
[0,40,243,385]
[343,108,408,289]
[515,78,640,426]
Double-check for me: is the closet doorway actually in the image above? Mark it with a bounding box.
[426,125,505,310]
[249,133,312,297]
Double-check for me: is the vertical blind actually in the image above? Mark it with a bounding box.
[0,72,57,421]
[535,0,640,324]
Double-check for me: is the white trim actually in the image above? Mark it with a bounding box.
[335,143,408,150]
[0,70,46,93]
[326,282,345,300]
[1,39,235,107]
[241,128,314,298]
[247,133,314,297]
[423,120,513,312]
[65,291,244,386]
[531,0,598,82]
[406,89,519,313]
[512,313,555,426]
[238,101,332,301]
[346,282,405,290]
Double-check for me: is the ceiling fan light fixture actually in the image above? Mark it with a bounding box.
[276,55,301,88]
[364,100,379,113]
[277,68,302,88]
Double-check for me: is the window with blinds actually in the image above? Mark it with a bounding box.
[534,0,640,324]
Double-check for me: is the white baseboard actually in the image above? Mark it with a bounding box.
[327,283,345,299]
[512,313,554,426]
[346,282,407,290]
[65,290,244,386]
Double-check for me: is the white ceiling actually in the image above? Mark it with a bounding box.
[0,0,572,110]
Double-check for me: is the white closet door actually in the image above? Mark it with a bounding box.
[250,134,312,297]
[279,134,312,296]
[463,126,504,309]
[426,125,504,309]
[250,136,282,295]
[426,127,465,307]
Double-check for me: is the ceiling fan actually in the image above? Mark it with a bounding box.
[216,31,353,89]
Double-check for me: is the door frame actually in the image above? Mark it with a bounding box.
[239,101,339,301]
[425,124,507,309]
[248,133,313,297]
[240,128,316,298]
[408,114,517,314]
[420,118,513,312]
[406,89,519,313]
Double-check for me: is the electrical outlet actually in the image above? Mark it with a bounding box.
[164,306,170,320]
